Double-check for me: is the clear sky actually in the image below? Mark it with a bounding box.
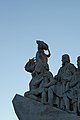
[0,0,80,120]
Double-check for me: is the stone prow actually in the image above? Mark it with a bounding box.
[12,94,80,120]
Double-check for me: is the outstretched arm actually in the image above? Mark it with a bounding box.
[46,49,51,57]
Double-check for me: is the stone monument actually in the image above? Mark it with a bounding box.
[12,41,80,120]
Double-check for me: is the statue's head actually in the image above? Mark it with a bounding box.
[62,54,70,65]
[36,40,48,50]
[77,56,80,69]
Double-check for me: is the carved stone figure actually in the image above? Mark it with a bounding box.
[12,39,80,120]
[67,56,80,113]
[44,54,76,110]
[24,40,54,104]
[35,40,51,74]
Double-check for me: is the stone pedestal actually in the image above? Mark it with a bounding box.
[12,94,80,120]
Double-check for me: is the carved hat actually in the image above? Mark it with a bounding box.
[62,54,70,62]
[36,40,48,50]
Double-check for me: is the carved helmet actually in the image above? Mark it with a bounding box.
[36,40,48,50]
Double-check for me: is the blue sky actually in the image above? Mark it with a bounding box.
[0,0,80,120]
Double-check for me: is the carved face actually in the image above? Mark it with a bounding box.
[62,54,70,65]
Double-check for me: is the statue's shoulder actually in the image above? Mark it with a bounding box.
[67,63,76,70]
[68,63,75,67]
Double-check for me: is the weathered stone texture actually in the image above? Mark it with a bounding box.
[12,94,80,120]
